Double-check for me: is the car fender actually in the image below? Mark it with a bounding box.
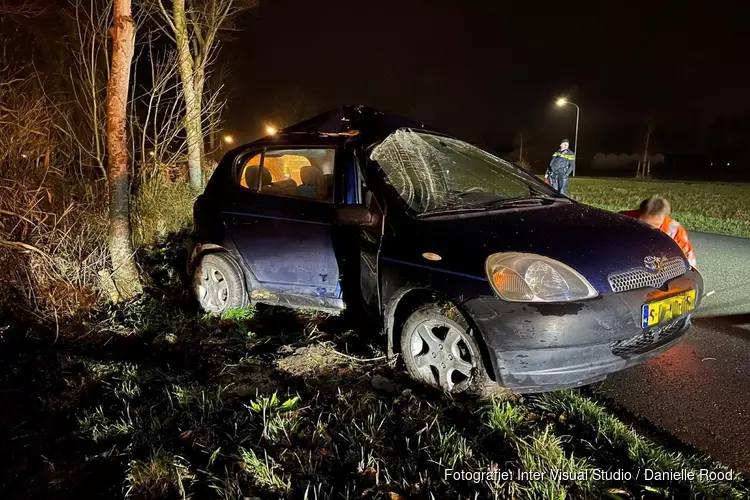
[187,242,226,274]
[188,236,265,295]
[378,257,495,365]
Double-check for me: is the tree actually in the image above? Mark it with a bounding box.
[203,59,231,164]
[134,36,190,178]
[154,0,257,191]
[58,0,113,179]
[636,117,653,179]
[106,0,142,300]
[500,132,532,170]
[514,133,531,170]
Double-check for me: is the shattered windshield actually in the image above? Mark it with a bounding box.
[370,129,559,214]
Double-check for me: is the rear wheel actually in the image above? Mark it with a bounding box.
[193,253,248,315]
[400,305,490,395]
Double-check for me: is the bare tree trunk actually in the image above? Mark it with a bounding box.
[173,0,204,191]
[106,0,141,300]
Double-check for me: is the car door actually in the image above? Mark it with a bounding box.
[354,169,384,314]
[223,144,343,309]
[337,147,386,317]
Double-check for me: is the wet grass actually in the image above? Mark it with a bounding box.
[1,233,748,499]
[568,177,750,238]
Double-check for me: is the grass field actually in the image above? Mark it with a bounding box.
[568,178,750,238]
[2,234,748,499]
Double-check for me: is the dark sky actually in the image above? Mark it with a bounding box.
[221,0,750,164]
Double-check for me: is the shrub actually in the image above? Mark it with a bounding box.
[134,174,196,247]
[0,176,109,317]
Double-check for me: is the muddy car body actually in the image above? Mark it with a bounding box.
[189,106,703,394]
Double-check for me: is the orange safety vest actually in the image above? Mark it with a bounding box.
[621,210,697,268]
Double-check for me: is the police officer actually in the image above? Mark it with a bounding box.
[545,138,575,196]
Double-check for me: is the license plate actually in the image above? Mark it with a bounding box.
[642,289,697,328]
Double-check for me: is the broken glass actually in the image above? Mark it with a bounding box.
[370,129,558,214]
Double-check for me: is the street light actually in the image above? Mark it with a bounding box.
[223,135,234,144]
[265,125,277,136]
[555,97,580,176]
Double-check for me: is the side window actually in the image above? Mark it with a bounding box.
[238,152,263,189]
[261,149,335,202]
[236,148,335,202]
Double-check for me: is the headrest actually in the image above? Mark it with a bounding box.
[300,165,323,186]
[243,165,273,188]
[260,167,272,185]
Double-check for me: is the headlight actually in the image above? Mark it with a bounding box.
[485,252,598,302]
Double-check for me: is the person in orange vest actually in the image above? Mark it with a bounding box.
[621,196,697,268]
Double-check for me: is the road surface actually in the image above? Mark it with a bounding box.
[597,231,750,474]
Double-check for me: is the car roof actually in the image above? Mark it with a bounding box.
[268,105,444,149]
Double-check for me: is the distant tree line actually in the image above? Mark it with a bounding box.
[591,153,665,168]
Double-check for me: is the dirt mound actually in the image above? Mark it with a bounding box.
[275,344,343,377]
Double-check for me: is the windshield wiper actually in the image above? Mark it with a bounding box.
[416,206,490,217]
[482,195,559,208]
[417,196,560,217]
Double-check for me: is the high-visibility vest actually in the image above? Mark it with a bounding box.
[621,211,697,268]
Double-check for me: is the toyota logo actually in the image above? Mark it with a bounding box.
[644,255,665,272]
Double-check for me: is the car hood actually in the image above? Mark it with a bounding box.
[385,201,688,293]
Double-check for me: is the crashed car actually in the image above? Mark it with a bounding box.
[188,106,703,394]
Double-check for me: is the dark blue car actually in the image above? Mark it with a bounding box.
[188,106,703,395]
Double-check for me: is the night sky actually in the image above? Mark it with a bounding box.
[221,0,750,167]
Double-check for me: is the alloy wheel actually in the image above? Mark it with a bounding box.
[198,265,229,314]
[409,319,477,392]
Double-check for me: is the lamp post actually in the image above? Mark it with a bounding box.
[556,97,580,176]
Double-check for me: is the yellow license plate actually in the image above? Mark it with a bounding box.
[642,289,697,328]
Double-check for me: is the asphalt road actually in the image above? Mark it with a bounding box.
[597,231,750,473]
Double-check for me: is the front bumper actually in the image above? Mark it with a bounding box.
[462,269,703,393]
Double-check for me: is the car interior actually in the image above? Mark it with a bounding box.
[238,149,335,202]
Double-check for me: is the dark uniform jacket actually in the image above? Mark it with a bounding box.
[547,148,575,176]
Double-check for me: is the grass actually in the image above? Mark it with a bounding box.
[568,177,750,238]
[1,233,748,499]
[126,448,194,497]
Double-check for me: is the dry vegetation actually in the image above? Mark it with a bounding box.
[0,79,194,317]
[0,75,108,315]
[0,1,201,319]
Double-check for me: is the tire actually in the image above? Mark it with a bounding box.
[400,304,491,395]
[193,253,248,315]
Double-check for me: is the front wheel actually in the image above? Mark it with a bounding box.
[400,305,490,395]
[193,253,248,315]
